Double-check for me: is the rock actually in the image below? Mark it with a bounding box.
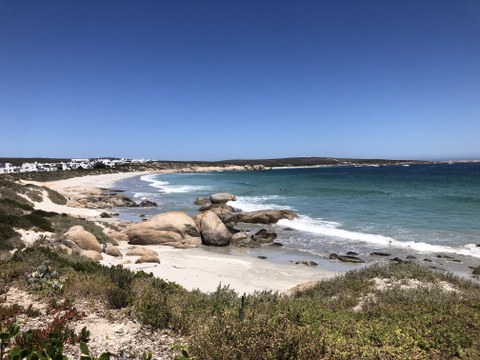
[283,227,294,231]
[126,211,201,248]
[230,231,253,247]
[105,243,122,257]
[138,199,158,207]
[295,260,318,267]
[61,239,82,252]
[270,242,283,247]
[65,226,102,252]
[109,195,138,207]
[338,255,364,263]
[199,204,235,223]
[128,229,183,245]
[126,247,158,257]
[100,212,112,218]
[252,229,277,244]
[82,250,103,261]
[476,244,480,247]
[200,211,231,246]
[473,266,480,275]
[199,203,235,212]
[330,253,364,263]
[423,258,432,262]
[370,252,391,257]
[210,192,236,204]
[391,257,405,263]
[244,165,254,171]
[257,256,267,260]
[139,214,145,218]
[226,210,299,225]
[252,165,265,171]
[194,197,211,206]
[406,255,417,259]
[346,251,359,256]
[108,230,129,243]
[135,255,160,264]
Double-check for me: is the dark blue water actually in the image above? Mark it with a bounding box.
[114,163,480,261]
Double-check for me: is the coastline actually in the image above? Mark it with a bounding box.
[32,169,338,294]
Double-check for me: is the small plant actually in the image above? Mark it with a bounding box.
[27,261,62,291]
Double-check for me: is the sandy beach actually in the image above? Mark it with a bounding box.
[25,170,337,294]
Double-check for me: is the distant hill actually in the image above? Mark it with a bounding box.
[1,156,426,168]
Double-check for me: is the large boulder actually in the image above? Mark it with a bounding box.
[200,204,236,223]
[200,211,231,246]
[126,211,201,248]
[210,192,236,204]
[225,210,298,226]
[473,266,480,276]
[65,226,102,252]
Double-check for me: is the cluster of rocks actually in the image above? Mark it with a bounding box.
[58,226,121,261]
[63,187,157,209]
[125,192,298,249]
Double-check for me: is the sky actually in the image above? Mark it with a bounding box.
[1,0,479,161]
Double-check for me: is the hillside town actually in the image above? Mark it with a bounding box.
[0,158,149,174]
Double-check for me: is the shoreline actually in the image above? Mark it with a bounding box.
[32,169,339,294]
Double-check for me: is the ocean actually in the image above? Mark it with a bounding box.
[113,163,480,276]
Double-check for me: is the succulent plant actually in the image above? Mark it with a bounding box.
[27,261,63,291]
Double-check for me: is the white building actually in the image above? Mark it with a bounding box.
[0,163,20,174]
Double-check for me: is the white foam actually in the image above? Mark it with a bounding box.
[133,192,152,199]
[228,196,293,212]
[278,216,480,258]
[140,174,212,194]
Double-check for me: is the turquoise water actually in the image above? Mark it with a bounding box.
[114,164,480,261]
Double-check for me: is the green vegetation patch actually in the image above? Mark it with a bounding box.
[1,248,479,359]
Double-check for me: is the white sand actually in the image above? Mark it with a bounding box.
[101,242,335,294]
[44,171,153,190]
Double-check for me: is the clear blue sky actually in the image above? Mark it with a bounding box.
[1,1,479,160]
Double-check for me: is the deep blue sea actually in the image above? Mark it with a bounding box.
[114,163,480,270]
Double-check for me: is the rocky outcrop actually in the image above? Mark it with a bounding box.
[65,226,102,252]
[225,210,298,226]
[251,229,277,244]
[138,199,158,207]
[230,231,252,247]
[135,255,160,264]
[210,192,236,204]
[126,211,201,248]
[194,197,211,206]
[200,204,236,223]
[200,211,231,246]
